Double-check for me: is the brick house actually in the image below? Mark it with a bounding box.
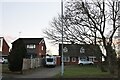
[59,44,102,65]
[12,38,46,58]
[0,37,10,57]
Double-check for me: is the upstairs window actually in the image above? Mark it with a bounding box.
[41,46,44,50]
[27,44,36,49]
[80,47,85,53]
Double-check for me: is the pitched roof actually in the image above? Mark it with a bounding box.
[0,37,3,39]
[0,37,3,38]
[0,37,10,48]
[59,44,102,57]
[12,38,44,44]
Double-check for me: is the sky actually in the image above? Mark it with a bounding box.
[0,0,62,55]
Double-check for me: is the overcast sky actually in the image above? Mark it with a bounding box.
[0,0,62,55]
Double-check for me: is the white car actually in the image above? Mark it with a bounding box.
[0,58,3,64]
[78,59,94,65]
[0,58,8,64]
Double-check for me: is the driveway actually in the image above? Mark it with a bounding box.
[2,66,61,79]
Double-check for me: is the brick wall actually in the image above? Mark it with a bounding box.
[36,43,46,58]
[2,38,9,55]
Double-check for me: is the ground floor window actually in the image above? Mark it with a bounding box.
[79,57,87,60]
[64,57,70,62]
[88,56,96,61]
[78,56,97,62]
[71,57,76,62]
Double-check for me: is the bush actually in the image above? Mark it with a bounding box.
[8,39,26,71]
[8,54,23,71]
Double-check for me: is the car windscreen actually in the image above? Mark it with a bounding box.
[46,58,53,62]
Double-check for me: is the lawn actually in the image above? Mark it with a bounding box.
[56,65,117,78]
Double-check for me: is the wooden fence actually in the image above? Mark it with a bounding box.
[22,58,43,70]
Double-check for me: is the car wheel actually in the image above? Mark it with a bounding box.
[2,61,5,64]
[89,63,93,65]
[79,63,83,66]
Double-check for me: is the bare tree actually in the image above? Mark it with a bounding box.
[44,13,96,44]
[43,0,120,74]
[79,0,119,74]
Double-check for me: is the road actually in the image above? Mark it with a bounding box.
[2,66,61,79]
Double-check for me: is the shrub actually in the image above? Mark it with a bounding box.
[8,39,26,71]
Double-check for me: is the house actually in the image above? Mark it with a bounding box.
[114,27,120,57]
[59,44,102,65]
[12,38,46,58]
[0,37,10,57]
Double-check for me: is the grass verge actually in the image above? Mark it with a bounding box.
[55,65,117,78]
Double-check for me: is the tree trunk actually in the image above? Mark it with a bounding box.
[106,44,117,75]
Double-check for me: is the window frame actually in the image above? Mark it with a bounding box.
[64,57,70,62]
[71,57,76,62]
[41,46,44,50]
[88,56,96,61]
[27,44,36,49]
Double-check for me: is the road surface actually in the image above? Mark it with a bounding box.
[2,66,60,79]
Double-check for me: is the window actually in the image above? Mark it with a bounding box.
[63,47,68,53]
[41,46,44,50]
[80,47,85,53]
[72,57,76,62]
[89,58,93,61]
[27,44,36,49]
[89,56,96,61]
[39,53,41,55]
[64,57,70,62]
[79,57,87,60]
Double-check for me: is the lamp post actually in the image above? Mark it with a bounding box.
[61,0,64,77]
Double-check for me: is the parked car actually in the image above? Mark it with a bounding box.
[44,56,56,67]
[0,58,3,64]
[0,57,8,64]
[3,57,8,64]
[78,59,94,65]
